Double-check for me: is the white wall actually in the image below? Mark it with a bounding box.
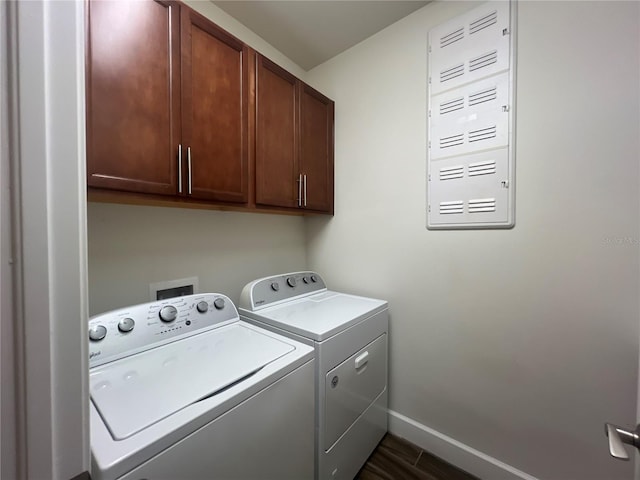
[88,204,306,314]
[87,2,309,316]
[306,1,640,479]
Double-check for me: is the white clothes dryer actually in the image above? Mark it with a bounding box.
[239,272,388,480]
[88,293,314,480]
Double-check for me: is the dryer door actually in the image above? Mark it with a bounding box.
[324,333,387,450]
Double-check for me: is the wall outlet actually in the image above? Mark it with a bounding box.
[149,276,199,301]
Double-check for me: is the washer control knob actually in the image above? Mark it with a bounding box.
[196,301,209,313]
[89,325,107,342]
[118,318,135,333]
[271,282,280,292]
[159,305,178,322]
[310,275,318,283]
[287,277,297,288]
[214,298,225,310]
[303,276,310,284]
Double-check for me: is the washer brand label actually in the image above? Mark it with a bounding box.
[89,350,101,359]
[256,299,265,306]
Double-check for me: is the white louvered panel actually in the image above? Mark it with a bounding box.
[427,1,515,229]
[470,10,498,34]
[428,148,509,226]
[440,97,464,115]
[468,198,496,213]
[468,87,497,107]
[469,50,498,73]
[439,165,464,181]
[430,72,509,160]
[439,133,465,150]
[434,123,502,158]
[440,27,464,48]
[440,201,464,215]
[468,159,496,176]
[432,70,508,119]
[428,1,510,95]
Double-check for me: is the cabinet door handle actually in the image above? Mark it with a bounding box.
[177,144,182,194]
[187,147,192,195]
[297,174,303,207]
[303,174,307,207]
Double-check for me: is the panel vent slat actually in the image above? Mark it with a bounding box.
[468,126,496,143]
[469,11,497,35]
[468,160,496,176]
[439,165,464,180]
[440,201,464,215]
[440,64,465,83]
[468,87,497,106]
[440,27,464,48]
[440,97,465,115]
[469,198,496,213]
[469,51,498,72]
[440,133,465,148]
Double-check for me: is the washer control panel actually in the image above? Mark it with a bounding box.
[88,293,237,367]
[240,271,327,310]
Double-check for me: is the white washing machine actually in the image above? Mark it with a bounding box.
[239,272,388,480]
[88,293,315,480]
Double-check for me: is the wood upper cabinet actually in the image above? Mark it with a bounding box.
[86,0,332,214]
[181,9,249,203]
[86,1,248,204]
[255,54,334,214]
[255,56,298,209]
[86,0,181,195]
[299,83,334,214]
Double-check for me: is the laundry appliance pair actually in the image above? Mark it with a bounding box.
[89,272,388,480]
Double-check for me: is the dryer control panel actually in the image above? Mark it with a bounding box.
[239,271,327,311]
[88,293,238,367]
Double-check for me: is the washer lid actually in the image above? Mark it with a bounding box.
[90,323,294,440]
[243,291,387,341]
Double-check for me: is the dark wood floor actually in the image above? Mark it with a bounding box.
[356,434,481,480]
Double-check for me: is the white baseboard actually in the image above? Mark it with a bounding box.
[388,410,538,480]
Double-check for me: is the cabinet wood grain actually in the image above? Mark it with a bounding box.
[300,83,334,214]
[254,54,334,214]
[181,9,249,203]
[86,0,181,195]
[255,56,298,209]
[86,0,333,215]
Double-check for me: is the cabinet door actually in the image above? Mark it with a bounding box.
[86,0,181,195]
[255,55,299,209]
[299,83,334,214]
[181,8,248,203]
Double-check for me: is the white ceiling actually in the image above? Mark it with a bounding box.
[213,1,430,70]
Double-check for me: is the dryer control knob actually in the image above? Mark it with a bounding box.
[213,298,225,310]
[271,282,280,292]
[89,325,107,342]
[118,318,135,333]
[287,277,297,288]
[159,305,178,322]
[310,275,318,283]
[302,276,310,284]
[196,301,209,313]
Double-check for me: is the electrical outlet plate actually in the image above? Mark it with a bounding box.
[149,276,199,301]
